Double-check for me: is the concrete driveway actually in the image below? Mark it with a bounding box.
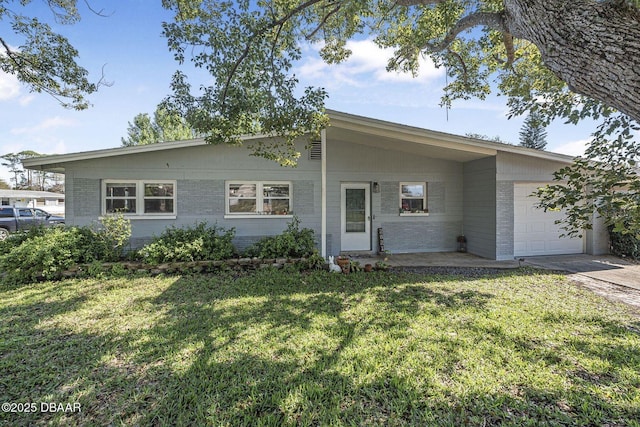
[523,254,640,291]
[349,251,640,290]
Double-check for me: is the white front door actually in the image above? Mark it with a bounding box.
[341,183,371,251]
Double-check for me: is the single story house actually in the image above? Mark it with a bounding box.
[23,110,609,260]
[0,189,65,216]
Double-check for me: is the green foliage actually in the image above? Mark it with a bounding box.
[0,1,100,109]
[4,269,640,425]
[0,225,50,256]
[1,150,47,189]
[519,111,547,150]
[92,213,132,261]
[244,216,316,258]
[0,226,112,285]
[536,115,640,238]
[138,222,236,264]
[0,216,131,285]
[465,133,510,144]
[121,106,197,147]
[162,0,331,165]
[609,225,640,260]
[302,251,328,270]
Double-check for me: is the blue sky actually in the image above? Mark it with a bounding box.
[0,2,595,184]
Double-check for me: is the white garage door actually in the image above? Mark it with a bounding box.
[514,183,583,256]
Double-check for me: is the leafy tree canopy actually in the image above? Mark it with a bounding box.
[160,0,640,237]
[160,1,639,156]
[0,0,108,109]
[121,106,198,147]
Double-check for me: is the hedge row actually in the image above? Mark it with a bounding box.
[0,216,322,286]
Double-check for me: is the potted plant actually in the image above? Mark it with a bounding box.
[336,256,350,274]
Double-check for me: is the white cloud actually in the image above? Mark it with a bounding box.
[551,138,590,157]
[18,94,35,106]
[11,116,78,135]
[0,71,21,101]
[296,39,444,89]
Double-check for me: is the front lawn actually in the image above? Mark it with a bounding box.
[1,268,639,426]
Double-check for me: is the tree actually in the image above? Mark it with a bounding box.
[121,106,198,147]
[160,0,640,237]
[535,116,640,237]
[0,0,108,109]
[1,150,46,189]
[1,152,24,188]
[160,1,640,157]
[0,179,9,189]
[465,133,510,145]
[519,112,547,150]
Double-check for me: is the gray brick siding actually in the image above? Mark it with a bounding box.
[427,182,445,214]
[178,179,225,216]
[496,181,514,259]
[380,221,460,253]
[381,181,398,214]
[292,180,315,215]
[73,178,100,217]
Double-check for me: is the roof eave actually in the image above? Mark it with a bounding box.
[325,110,576,164]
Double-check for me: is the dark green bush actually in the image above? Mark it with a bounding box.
[0,226,113,285]
[609,225,640,259]
[0,215,132,285]
[0,225,50,256]
[244,217,316,259]
[138,222,235,264]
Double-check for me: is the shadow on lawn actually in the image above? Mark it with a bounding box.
[137,269,639,425]
[1,268,639,426]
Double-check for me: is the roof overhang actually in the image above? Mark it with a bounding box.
[22,110,576,172]
[326,110,576,164]
[0,189,65,199]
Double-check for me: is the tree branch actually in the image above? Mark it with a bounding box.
[220,0,327,109]
[82,0,113,18]
[424,11,506,52]
[304,4,342,40]
[503,32,515,65]
[396,0,447,5]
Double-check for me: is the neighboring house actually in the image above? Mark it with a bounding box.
[0,189,65,216]
[22,110,609,260]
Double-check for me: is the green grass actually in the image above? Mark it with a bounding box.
[1,268,639,426]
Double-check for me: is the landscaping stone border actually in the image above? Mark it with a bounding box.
[61,257,310,278]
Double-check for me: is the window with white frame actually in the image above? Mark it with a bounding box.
[103,180,176,216]
[399,182,428,214]
[226,181,291,216]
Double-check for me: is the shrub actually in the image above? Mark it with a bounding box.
[0,227,107,285]
[92,213,132,261]
[138,222,235,264]
[0,225,50,256]
[244,216,316,259]
[0,216,132,285]
[609,225,640,259]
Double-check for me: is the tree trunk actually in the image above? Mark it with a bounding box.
[504,0,640,121]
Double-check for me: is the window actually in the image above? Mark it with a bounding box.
[18,208,33,218]
[226,181,291,216]
[400,182,428,215]
[103,180,176,217]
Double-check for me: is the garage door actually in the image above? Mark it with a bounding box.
[514,183,583,256]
